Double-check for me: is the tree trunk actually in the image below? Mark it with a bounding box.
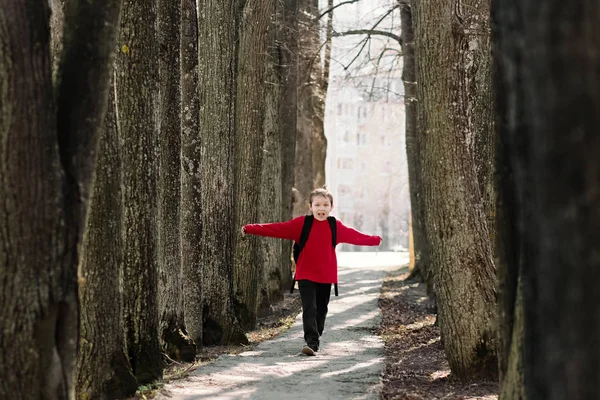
[399,0,431,286]
[0,0,122,397]
[157,0,195,362]
[233,0,276,331]
[497,1,600,398]
[180,0,203,346]
[412,0,497,380]
[312,0,332,189]
[116,0,164,383]
[197,0,248,345]
[279,0,300,288]
[76,78,138,400]
[468,1,496,241]
[257,0,287,316]
[49,0,65,80]
[294,0,323,215]
[0,4,63,397]
[492,2,526,397]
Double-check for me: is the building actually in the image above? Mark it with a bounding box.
[325,73,410,251]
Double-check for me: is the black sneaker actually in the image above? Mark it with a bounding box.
[302,345,316,356]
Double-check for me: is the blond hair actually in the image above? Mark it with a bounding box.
[309,186,334,206]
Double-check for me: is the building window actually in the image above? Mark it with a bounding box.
[339,184,352,196]
[337,103,343,116]
[380,133,390,146]
[356,187,367,199]
[337,157,354,170]
[343,130,350,143]
[354,213,364,229]
[357,132,367,146]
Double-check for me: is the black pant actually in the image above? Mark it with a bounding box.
[298,280,332,350]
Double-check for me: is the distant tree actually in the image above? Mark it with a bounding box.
[279,0,300,289]
[0,0,122,396]
[412,0,497,379]
[116,0,164,383]
[294,0,331,215]
[394,0,431,285]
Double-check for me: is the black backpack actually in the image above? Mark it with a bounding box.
[291,215,339,296]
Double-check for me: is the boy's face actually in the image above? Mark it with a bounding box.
[309,195,333,221]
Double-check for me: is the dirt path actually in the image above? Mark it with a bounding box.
[157,267,390,400]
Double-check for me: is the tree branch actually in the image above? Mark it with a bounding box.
[319,0,360,20]
[332,29,402,45]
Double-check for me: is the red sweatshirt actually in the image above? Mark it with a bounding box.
[244,216,381,284]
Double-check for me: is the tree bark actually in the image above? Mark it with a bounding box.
[312,0,332,189]
[49,0,65,81]
[496,1,600,398]
[157,0,195,362]
[294,0,324,215]
[197,0,248,345]
[399,0,431,286]
[116,0,164,383]
[279,0,299,288]
[233,0,276,331]
[0,0,122,397]
[76,78,138,400]
[180,0,203,346]
[257,0,287,316]
[413,0,497,380]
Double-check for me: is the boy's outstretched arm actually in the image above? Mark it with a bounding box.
[337,220,382,246]
[242,216,304,241]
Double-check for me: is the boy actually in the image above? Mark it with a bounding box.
[241,187,381,356]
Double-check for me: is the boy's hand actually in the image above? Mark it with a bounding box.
[241,226,246,237]
[378,236,382,246]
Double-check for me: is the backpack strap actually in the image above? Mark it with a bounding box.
[327,216,337,247]
[290,215,314,293]
[327,216,339,296]
[299,215,314,250]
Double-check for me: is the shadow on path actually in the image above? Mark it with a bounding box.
[157,267,392,400]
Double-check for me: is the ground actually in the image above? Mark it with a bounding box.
[129,293,302,399]
[129,262,499,399]
[378,269,498,400]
